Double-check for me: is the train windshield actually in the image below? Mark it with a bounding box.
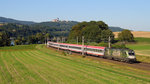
[128,50,135,56]
[128,53,135,56]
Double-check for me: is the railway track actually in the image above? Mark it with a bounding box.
[85,55,150,71]
[47,46,150,72]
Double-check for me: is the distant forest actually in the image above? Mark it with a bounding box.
[0,22,124,38]
[0,21,78,38]
[0,16,125,46]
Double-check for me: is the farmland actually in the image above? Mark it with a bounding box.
[0,44,150,84]
[114,31,150,38]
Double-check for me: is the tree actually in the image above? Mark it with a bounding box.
[101,29,114,42]
[82,25,102,42]
[45,33,51,40]
[0,32,11,46]
[14,37,27,45]
[118,29,134,42]
[0,32,3,46]
[68,21,114,43]
[28,35,37,44]
[21,37,26,44]
[36,33,44,44]
[15,40,22,45]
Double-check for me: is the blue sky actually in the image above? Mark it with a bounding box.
[0,0,150,31]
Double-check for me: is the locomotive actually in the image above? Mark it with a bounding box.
[47,41,136,62]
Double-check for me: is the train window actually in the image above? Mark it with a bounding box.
[86,48,103,53]
[60,45,67,47]
[54,44,58,46]
[69,46,81,50]
[99,50,103,52]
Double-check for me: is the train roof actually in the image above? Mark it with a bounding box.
[48,42,106,50]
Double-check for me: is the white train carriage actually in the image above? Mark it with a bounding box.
[86,46,105,56]
[48,41,106,57]
[48,42,59,48]
[68,44,82,52]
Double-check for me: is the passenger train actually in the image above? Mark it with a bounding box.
[47,41,136,63]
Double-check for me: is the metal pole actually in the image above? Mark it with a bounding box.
[82,36,84,55]
[45,37,46,45]
[61,37,63,43]
[108,36,111,48]
[57,37,59,51]
[46,38,48,46]
[77,36,78,45]
[62,37,63,43]
[56,37,58,42]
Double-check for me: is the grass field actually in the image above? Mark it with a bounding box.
[0,45,37,51]
[113,30,150,63]
[134,37,150,43]
[127,43,150,63]
[126,37,150,63]
[0,45,150,84]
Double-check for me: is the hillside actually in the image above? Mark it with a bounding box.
[114,31,150,38]
[32,21,78,28]
[0,16,125,32]
[33,22,125,32]
[0,22,78,38]
[0,17,36,25]
[109,26,124,32]
[0,22,125,39]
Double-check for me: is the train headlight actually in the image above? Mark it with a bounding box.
[128,56,136,59]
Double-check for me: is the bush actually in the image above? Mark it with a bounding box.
[98,42,108,47]
[118,30,134,42]
[111,43,126,48]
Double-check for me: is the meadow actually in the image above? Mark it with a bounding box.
[114,31,150,63]
[127,37,150,63]
[0,44,150,84]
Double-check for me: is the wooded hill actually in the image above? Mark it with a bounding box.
[0,17,35,25]
[0,16,125,33]
[0,17,129,47]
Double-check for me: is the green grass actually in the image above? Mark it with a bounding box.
[0,44,37,51]
[0,44,150,84]
[126,38,150,63]
[126,43,150,50]
[134,37,150,43]
[135,55,150,63]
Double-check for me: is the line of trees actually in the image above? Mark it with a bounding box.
[0,23,71,39]
[0,32,51,47]
[0,21,134,47]
[14,33,51,45]
[0,23,65,47]
[67,21,135,48]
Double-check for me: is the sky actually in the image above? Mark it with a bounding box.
[0,0,150,31]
